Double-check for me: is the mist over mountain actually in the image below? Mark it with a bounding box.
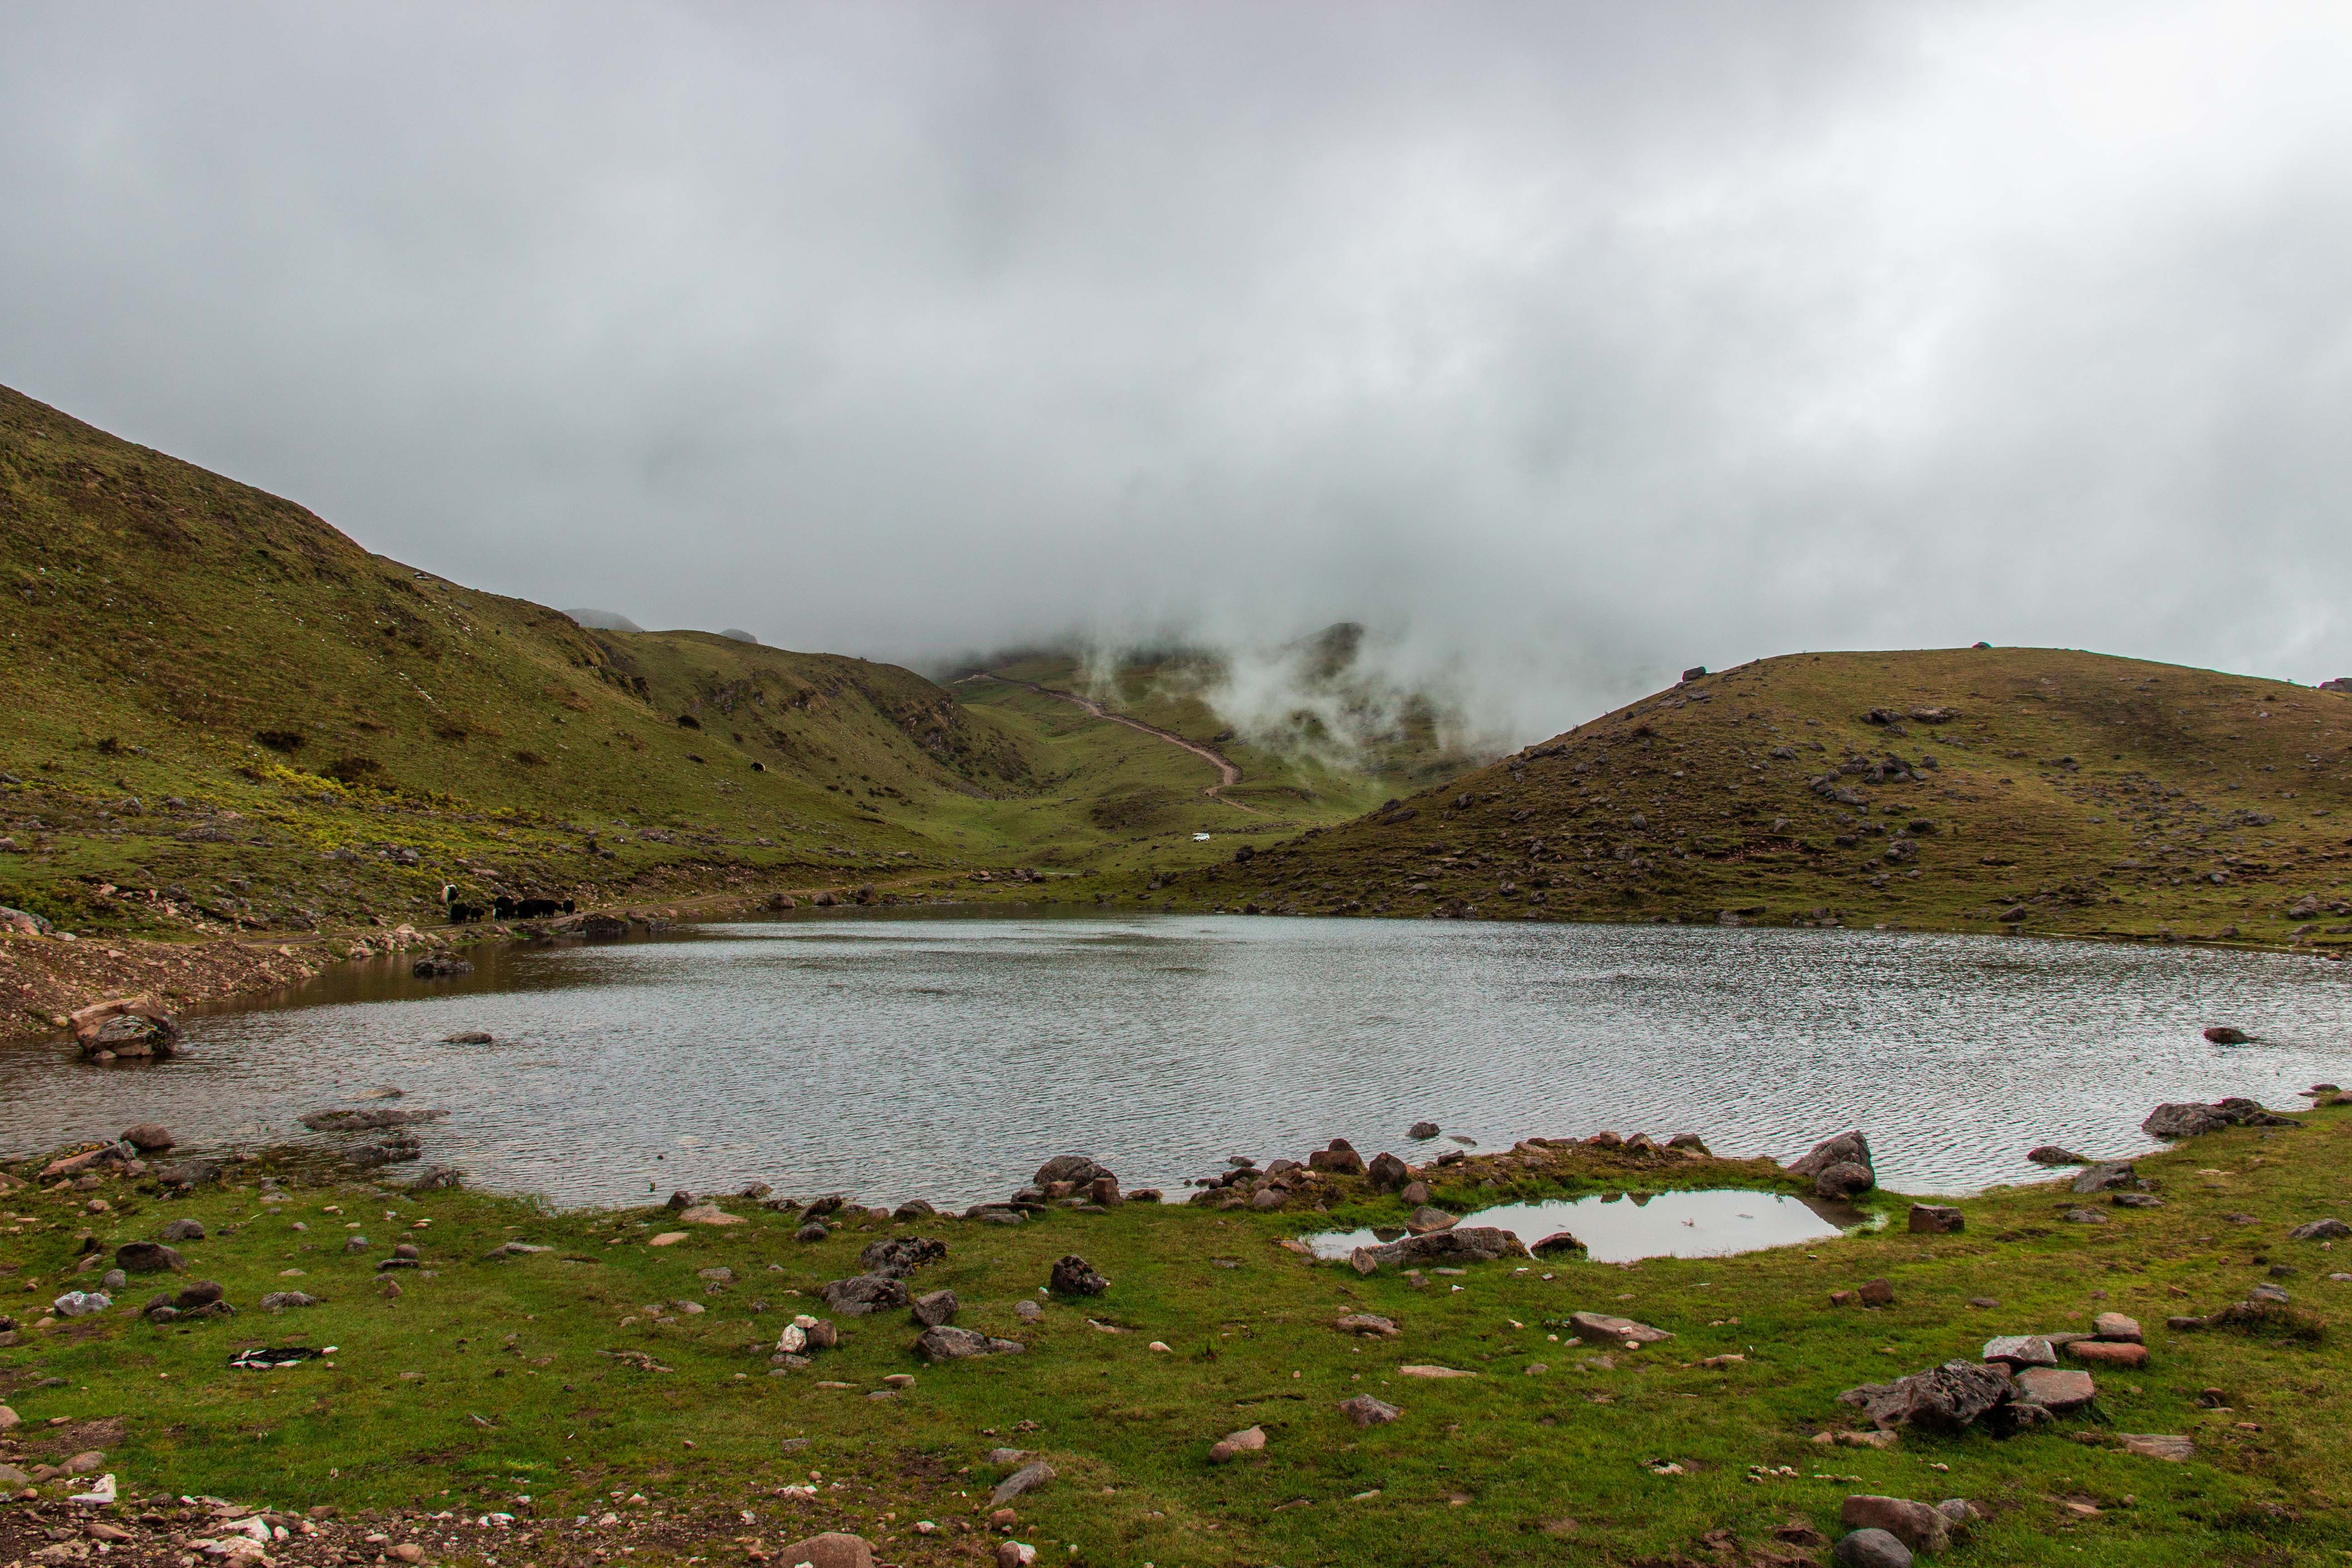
[4,3,2348,742]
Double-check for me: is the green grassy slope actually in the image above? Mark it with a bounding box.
[1180,647,2352,946]
[0,382,1075,934]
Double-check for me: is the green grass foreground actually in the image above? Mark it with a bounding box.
[5,1112,2351,1566]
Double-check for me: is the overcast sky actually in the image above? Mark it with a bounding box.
[4,2,2348,741]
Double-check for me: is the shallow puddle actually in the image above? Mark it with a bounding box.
[1301,1188,1870,1264]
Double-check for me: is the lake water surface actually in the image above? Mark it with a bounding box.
[4,912,2345,1209]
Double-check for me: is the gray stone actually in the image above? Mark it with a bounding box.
[1032,1156,1110,1187]
[1981,1335,2057,1367]
[913,1325,994,1362]
[1049,1254,1108,1297]
[819,1274,909,1316]
[796,1221,829,1242]
[2027,1146,2089,1165]
[1816,1161,1876,1199]
[774,1533,872,1568]
[859,1236,947,1278]
[2062,1208,2109,1224]
[119,1122,175,1151]
[911,1289,959,1328]
[1833,1528,1914,1568]
[2014,1367,2095,1411]
[1333,1313,1400,1338]
[1360,1226,1525,1269]
[1207,1426,1265,1463]
[260,1292,322,1311]
[115,1241,185,1274]
[1405,1205,1459,1234]
[2143,1102,2233,1139]
[157,1218,206,1242]
[990,1461,1055,1506]
[1788,1130,1873,1181]
[2071,1161,2140,1193]
[1408,1122,1441,1140]
[1337,1393,1401,1427]
[1839,1496,1948,1554]
[1013,1299,1043,1323]
[1838,1360,2015,1434]
[1568,1311,1672,1344]
[2291,1218,2352,1241]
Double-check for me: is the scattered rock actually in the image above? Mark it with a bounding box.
[2066,1340,2148,1368]
[1032,1156,1110,1187]
[411,955,472,979]
[2203,1025,2250,1044]
[1206,1426,1266,1463]
[1398,1365,1476,1379]
[1858,1279,1895,1307]
[1333,1313,1401,1338]
[1366,1152,1411,1191]
[1409,1122,1441,1140]
[441,1032,494,1045]
[119,1123,174,1151]
[914,1325,998,1362]
[911,1290,960,1328]
[1307,1139,1366,1176]
[1357,1226,1525,1270]
[1788,1131,1874,1185]
[2015,1367,2096,1411]
[1398,1180,1432,1206]
[894,1199,937,1221]
[1012,1299,1043,1323]
[2112,1193,2164,1209]
[2062,1208,2108,1225]
[2093,1311,2143,1343]
[1816,1162,1875,1200]
[1405,1205,1460,1235]
[1530,1231,1586,1256]
[1907,1205,1964,1235]
[2143,1097,2299,1139]
[1568,1311,1672,1345]
[819,1275,909,1316]
[775,1533,873,1568]
[2027,1146,2090,1165]
[260,1292,321,1311]
[1981,1336,2058,1368]
[2070,1162,2139,1194]
[1048,1255,1108,1297]
[157,1218,206,1242]
[2290,1219,2352,1241]
[114,1241,185,1274]
[1833,1527,1914,1568]
[860,1237,948,1278]
[1839,1496,1949,1555]
[1838,1360,2017,1434]
[796,1223,829,1243]
[990,1461,1055,1506]
[1337,1394,1401,1427]
[2119,1434,2195,1461]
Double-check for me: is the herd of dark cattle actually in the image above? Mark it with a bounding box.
[440,883,575,923]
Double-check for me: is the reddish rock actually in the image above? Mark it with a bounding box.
[2066,1339,2148,1368]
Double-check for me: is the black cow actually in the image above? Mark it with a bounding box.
[441,885,485,923]
[493,895,568,919]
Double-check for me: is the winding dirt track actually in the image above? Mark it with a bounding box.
[971,673,1259,813]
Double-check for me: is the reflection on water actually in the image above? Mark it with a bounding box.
[1301,1189,1865,1264]
[1,910,2345,1210]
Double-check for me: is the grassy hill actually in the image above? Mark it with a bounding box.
[1175,646,2352,948]
[0,382,1185,938]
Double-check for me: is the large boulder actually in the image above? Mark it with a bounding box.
[119,1123,175,1152]
[1839,1496,1950,1555]
[1031,1156,1110,1187]
[1789,1131,1873,1186]
[114,1242,185,1274]
[911,1290,959,1328]
[912,1325,993,1362]
[1360,1227,1526,1269]
[1049,1255,1109,1297]
[71,1000,183,1060]
[776,1534,872,1568]
[1815,1162,1875,1200]
[2142,1102,2233,1140]
[1308,1140,1366,1176]
[1366,1152,1411,1191]
[1838,1360,2016,1434]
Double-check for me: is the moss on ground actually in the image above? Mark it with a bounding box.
[7,1106,2352,1564]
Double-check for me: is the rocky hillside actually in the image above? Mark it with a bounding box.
[1177,647,2352,948]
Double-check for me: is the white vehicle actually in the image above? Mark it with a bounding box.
[1193,832,1211,841]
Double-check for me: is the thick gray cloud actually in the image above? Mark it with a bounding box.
[4,1,2347,743]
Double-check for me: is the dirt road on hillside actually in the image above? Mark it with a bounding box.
[970,673,1259,812]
